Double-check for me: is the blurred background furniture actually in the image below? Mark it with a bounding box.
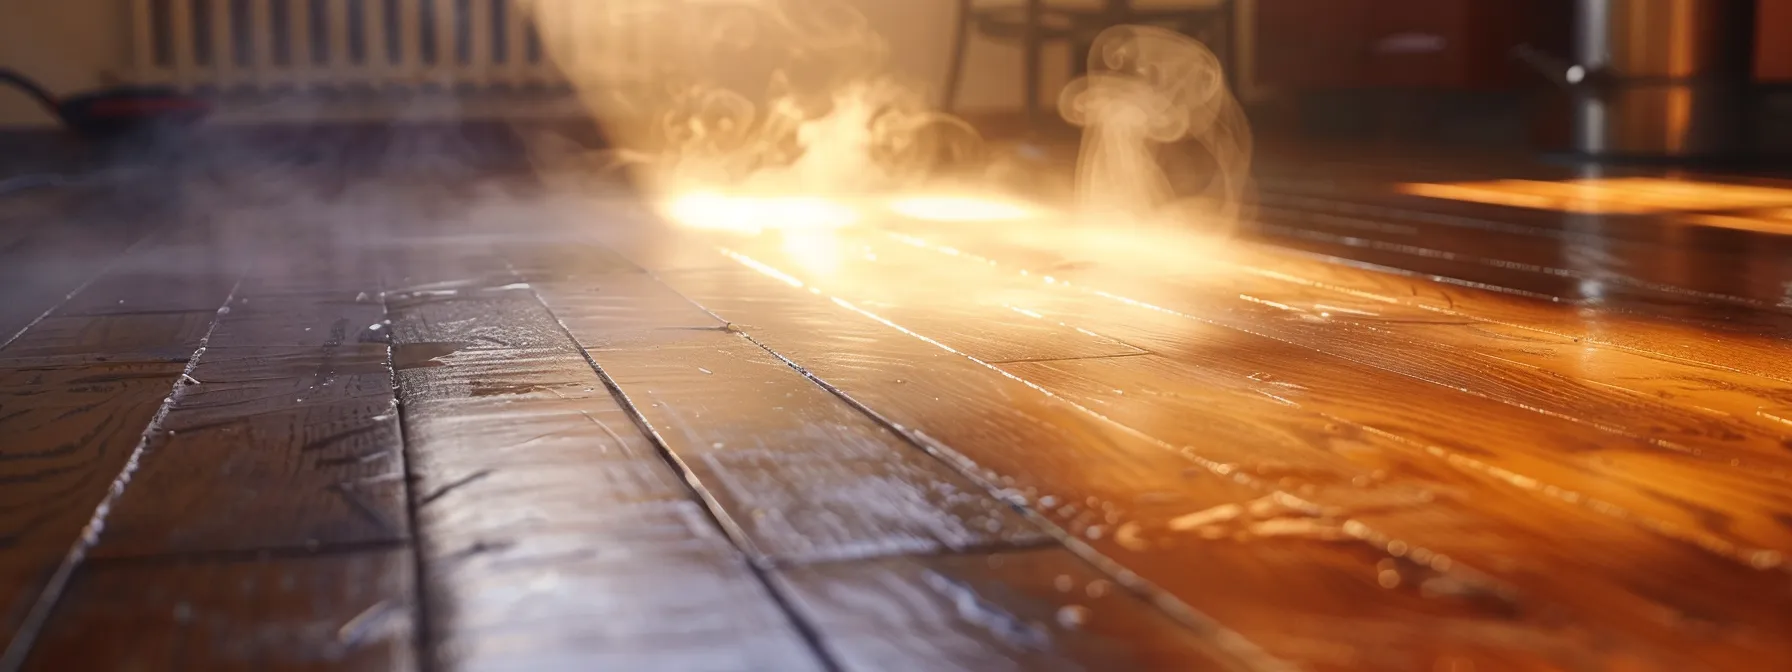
[941,0,1235,130]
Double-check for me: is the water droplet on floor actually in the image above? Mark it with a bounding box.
[1056,605,1090,629]
[1750,550,1783,570]
[1378,569,1402,589]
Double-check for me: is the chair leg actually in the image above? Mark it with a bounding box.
[942,0,972,113]
[1221,1,1238,93]
[1071,38,1087,81]
[1022,0,1042,133]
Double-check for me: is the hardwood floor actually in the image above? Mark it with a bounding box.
[2,145,1789,671]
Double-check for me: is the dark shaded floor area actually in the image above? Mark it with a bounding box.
[3,133,1791,671]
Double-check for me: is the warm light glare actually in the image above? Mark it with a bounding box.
[780,228,846,279]
[666,192,1050,232]
[664,192,861,233]
[1399,178,1792,216]
[1684,208,1792,235]
[887,196,1036,222]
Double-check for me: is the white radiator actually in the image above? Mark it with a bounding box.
[129,0,583,120]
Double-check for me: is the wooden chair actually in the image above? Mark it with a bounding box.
[941,0,1235,129]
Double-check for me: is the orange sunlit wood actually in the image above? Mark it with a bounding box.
[1399,178,1792,222]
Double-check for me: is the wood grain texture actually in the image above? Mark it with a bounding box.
[817,211,1792,666]
[0,359,186,650]
[1248,206,1792,315]
[0,190,232,659]
[522,239,1257,668]
[377,243,518,295]
[21,551,418,672]
[428,546,823,672]
[775,547,1248,671]
[876,223,1792,559]
[389,301,826,672]
[16,147,1792,670]
[650,255,1146,364]
[381,213,826,669]
[92,345,408,558]
[1250,221,1792,326]
[0,183,173,346]
[386,287,570,351]
[0,313,214,360]
[72,273,409,557]
[571,328,1048,564]
[1005,354,1792,667]
[612,242,1633,671]
[1221,240,1792,385]
[52,271,238,317]
[533,274,730,335]
[209,293,389,348]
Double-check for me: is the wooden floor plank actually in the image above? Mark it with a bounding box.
[1253,224,1792,327]
[707,242,1147,364]
[16,150,1792,670]
[1033,259,1792,479]
[377,238,832,670]
[397,342,828,672]
[769,217,1792,665]
[515,239,1279,669]
[603,233,1632,671]
[739,233,1792,662]
[52,271,239,317]
[0,312,215,360]
[905,212,1792,367]
[0,184,168,346]
[0,359,188,647]
[572,328,1048,564]
[0,214,417,668]
[209,292,388,348]
[378,244,518,295]
[429,548,821,672]
[387,288,570,352]
[20,551,418,672]
[775,547,1254,671]
[1246,209,1792,315]
[90,344,408,558]
[1002,354,1792,666]
[532,274,730,334]
[1256,189,1792,269]
[1259,179,1792,255]
[873,224,1792,557]
[1221,244,1792,385]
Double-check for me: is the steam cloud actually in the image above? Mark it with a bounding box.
[524,0,981,200]
[523,2,1250,239]
[1060,25,1252,232]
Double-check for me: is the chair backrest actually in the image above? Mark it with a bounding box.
[967,0,1228,9]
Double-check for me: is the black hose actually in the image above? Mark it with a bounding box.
[0,69,68,122]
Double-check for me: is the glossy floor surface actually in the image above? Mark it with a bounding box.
[2,142,1791,671]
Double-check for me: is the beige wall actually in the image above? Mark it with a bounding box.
[856,0,1258,111]
[0,0,1250,129]
[856,0,1066,112]
[0,0,130,127]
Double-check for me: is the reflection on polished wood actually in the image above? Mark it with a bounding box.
[3,149,1791,671]
[1400,177,1792,225]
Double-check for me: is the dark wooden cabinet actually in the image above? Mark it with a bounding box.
[1762,0,1792,81]
[1255,0,1570,91]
